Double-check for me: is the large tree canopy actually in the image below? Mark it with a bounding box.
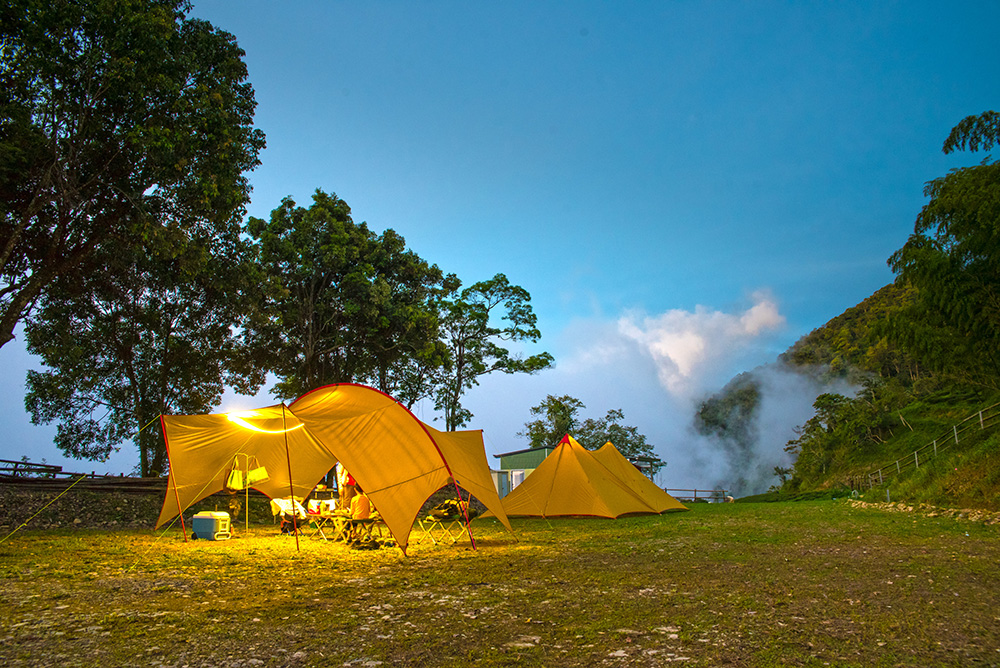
[24,225,265,476]
[0,0,264,350]
[519,394,585,449]
[246,190,450,401]
[887,111,1000,386]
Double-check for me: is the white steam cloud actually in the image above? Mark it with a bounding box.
[617,291,785,397]
[684,364,856,496]
[464,290,844,496]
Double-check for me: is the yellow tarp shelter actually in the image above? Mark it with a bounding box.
[497,435,687,518]
[156,383,513,553]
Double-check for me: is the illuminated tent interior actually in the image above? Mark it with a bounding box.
[156,383,513,553]
[496,435,687,518]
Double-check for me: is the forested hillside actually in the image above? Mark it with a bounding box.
[779,282,921,383]
[697,111,1000,509]
[697,279,1000,508]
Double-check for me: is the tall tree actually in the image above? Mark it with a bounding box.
[23,226,265,476]
[519,395,660,471]
[434,274,554,430]
[888,111,1000,387]
[246,190,449,401]
[576,408,659,467]
[0,0,264,350]
[356,228,459,405]
[518,394,585,449]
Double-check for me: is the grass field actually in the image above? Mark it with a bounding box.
[2,501,998,667]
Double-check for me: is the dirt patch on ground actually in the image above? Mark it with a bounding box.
[847,498,1000,524]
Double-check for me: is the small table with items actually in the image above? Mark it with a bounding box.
[306,508,385,544]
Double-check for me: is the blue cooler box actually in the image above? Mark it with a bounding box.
[192,511,231,540]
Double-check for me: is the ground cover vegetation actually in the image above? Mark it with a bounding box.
[2,498,999,667]
[697,111,1000,509]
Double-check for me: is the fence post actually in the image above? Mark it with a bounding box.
[864,403,1000,494]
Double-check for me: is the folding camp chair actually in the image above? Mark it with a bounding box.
[269,497,307,535]
[413,516,466,545]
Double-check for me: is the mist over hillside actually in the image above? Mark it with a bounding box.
[691,283,909,496]
[689,362,857,496]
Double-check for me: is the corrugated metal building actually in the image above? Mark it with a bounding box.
[491,445,556,498]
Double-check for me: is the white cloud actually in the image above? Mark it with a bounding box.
[615,291,786,397]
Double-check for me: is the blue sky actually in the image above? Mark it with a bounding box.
[2,1,997,490]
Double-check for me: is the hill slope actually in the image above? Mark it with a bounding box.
[697,282,1000,509]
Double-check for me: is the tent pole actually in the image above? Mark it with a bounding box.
[239,453,249,536]
[282,404,300,552]
[451,478,477,550]
[163,415,188,543]
[239,453,249,535]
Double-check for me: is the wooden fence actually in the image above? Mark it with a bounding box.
[0,458,66,478]
[849,402,1000,490]
[0,459,168,494]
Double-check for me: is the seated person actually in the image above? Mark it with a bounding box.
[350,485,371,520]
[345,484,378,542]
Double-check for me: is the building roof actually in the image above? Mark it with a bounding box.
[493,445,556,458]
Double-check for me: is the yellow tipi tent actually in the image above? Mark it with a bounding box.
[591,442,687,513]
[156,383,513,553]
[498,435,687,518]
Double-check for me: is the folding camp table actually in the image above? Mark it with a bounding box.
[305,512,332,540]
[307,511,351,541]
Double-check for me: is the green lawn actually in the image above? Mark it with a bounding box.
[2,501,998,667]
